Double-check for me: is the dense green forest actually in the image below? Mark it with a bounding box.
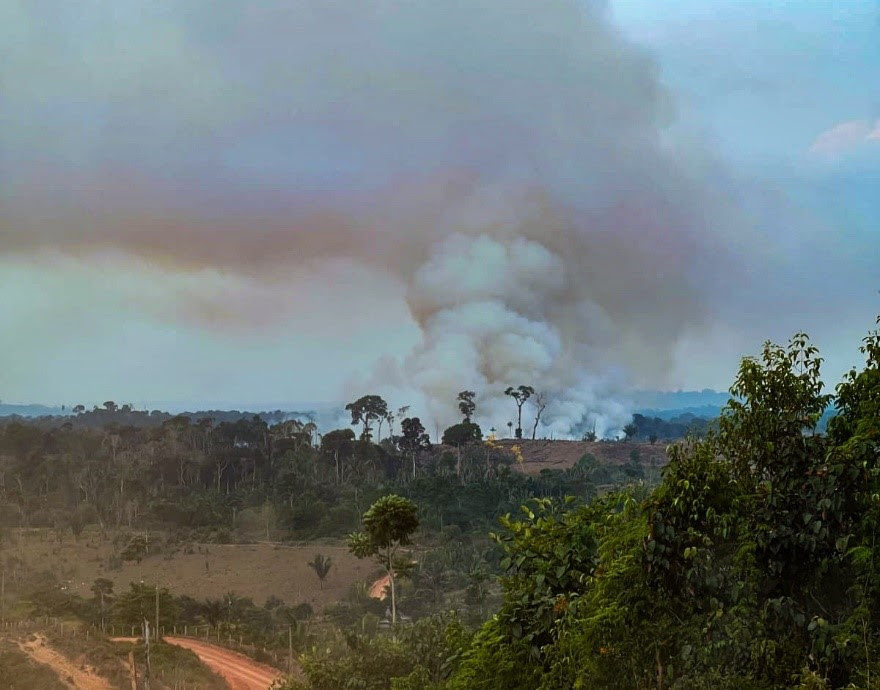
[0,392,672,539]
[273,318,880,690]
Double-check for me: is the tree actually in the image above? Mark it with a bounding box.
[348,495,419,624]
[321,428,356,484]
[307,554,333,589]
[121,534,148,563]
[623,422,638,440]
[399,417,431,478]
[112,583,178,631]
[442,422,483,447]
[91,578,114,631]
[201,598,224,627]
[345,395,389,441]
[530,392,548,440]
[457,391,476,422]
[504,386,534,439]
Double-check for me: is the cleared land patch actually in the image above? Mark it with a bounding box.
[8,534,372,611]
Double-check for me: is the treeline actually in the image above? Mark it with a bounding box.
[0,398,655,539]
[0,403,318,430]
[626,412,713,442]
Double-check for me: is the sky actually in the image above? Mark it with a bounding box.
[1,0,878,432]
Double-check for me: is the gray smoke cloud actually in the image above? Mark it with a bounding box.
[0,0,749,435]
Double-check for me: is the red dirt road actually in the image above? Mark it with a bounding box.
[164,637,285,690]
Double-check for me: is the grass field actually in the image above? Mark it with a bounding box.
[5,528,376,611]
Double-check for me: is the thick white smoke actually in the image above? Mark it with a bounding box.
[354,189,679,439]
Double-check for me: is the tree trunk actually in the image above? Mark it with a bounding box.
[390,569,397,624]
[531,400,546,440]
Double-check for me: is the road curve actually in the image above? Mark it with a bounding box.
[164,636,285,690]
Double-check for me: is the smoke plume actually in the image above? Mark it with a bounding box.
[1,0,745,435]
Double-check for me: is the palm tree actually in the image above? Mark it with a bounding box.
[307,554,333,589]
[202,598,224,627]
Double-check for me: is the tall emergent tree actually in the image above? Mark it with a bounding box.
[457,391,476,422]
[348,494,419,624]
[399,417,432,478]
[504,385,534,439]
[345,395,389,441]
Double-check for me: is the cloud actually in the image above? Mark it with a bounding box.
[809,119,880,157]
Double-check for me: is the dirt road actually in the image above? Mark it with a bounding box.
[369,574,390,599]
[164,636,285,690]
[16,634,113,690]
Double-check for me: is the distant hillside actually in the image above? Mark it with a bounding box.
[635,404,724,421]
[631,389,730,409]
[0,403,68,417]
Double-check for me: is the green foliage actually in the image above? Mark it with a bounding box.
[120,533,149,563]
[457,391,477,423]
[112,582,179,629]
[441,422,483,447]
[307,554,333,589]
[351,495,420,557]
[399,417,432,458]
[349,494,420,623]
[133,641,227,689]
[448,319,880,689]
[345,395,389,440]
[491,496,598,657]
[448,620,541,690]
[281,615,470,690]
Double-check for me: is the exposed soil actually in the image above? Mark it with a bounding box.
[369,574,390,600]
[164,636,285,690]
[496,439,669,475]
[15,633,113,690]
